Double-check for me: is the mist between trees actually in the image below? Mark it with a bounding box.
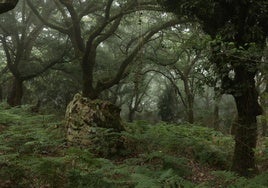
[0,0,267,182]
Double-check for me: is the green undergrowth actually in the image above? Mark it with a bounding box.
[0,105,267,187]
[124,121,234,168]
[197,170,268,188]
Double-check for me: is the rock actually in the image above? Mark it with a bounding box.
[65,93,125,157]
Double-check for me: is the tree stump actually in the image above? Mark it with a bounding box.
[65,93,125,157]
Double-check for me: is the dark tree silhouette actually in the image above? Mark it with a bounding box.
[159,0,268,177]
[0,0,18,14]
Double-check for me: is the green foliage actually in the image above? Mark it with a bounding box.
[1,105,267,187]
[0,105,65,187]
[0,105,194,187]
[256,137,268,172]
[124,122,234,168]
[33,157,67,187]
[202,171,268,188]
[209,171,242,187]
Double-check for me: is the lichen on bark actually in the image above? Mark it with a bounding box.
[65,93,125,157]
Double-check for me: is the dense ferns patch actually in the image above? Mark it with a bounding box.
[0,105,267,187]
[124,122,234,168]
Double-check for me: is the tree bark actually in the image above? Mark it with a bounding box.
[213,102,220,130]
[7,78,23,106]
[260,96,267,137]
[183,79,194,124]
[81,50,98,99]
[187,101,194,124]
[260,79,268,137]
[0,85,2,102]
[231,67,262,177]
[213,93,221,130]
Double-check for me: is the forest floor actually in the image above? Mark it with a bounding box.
[0,105,267,187]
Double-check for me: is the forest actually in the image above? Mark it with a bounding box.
[0,0,267,187]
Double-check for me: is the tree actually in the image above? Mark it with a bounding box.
[158,83,179,122]
[127,62,153,122]
[159,0,268,176]
[0,1,67,106]
[256,67,268,137]
[0,0,18,14]
[145,25,208,123]
[27,0,183,100]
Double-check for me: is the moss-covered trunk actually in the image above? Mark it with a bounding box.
[65,94,125,157]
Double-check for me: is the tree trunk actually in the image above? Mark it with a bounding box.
[7,78,23,106]
[183,79,194,124]
[231,68,262,177]
[128,109,135,122]
[0,85,2,102]
[82,73,98,99]
[213,93,221,130]
[187,103,194,124]
[260,95,267,137]
[261,113,267,137]
[213,102,220,130]
[81,49,98,100]
[260,80,268,137]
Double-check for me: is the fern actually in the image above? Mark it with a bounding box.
[2,105,266,187]
[123,122,234,168]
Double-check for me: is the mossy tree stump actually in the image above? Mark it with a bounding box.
[65,93,125,157]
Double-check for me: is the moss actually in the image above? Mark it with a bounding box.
[65,94,125,157]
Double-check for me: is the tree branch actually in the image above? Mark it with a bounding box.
[1,36,20,77]
[142,68,187,108]
[96,18,185,92]
[26,0,68,34]
[59,0,85,51]
[22,52,66,81]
